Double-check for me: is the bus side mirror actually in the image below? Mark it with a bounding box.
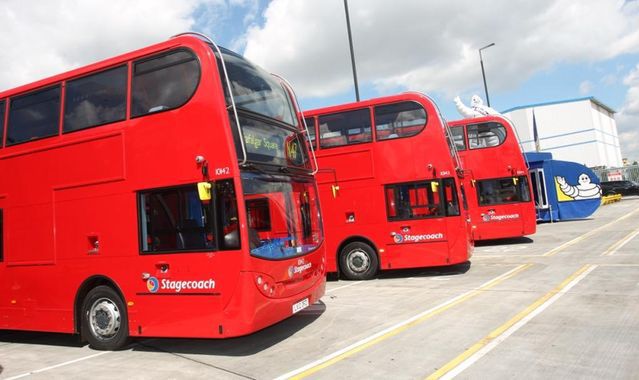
[198,182,212,201]
[431,182,439,192]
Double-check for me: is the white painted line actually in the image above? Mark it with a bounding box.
[326,281,363,293]
[5,351,111,379]
[601,225,639,256]
[438,265,597,380]
[275,264,530,380]
[543,206,639,257]
[473,255,545,259]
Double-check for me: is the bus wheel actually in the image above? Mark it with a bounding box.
[81,285,129,350]
[339,242,378,280]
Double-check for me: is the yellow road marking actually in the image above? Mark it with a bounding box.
[275,264,533,380]
[543,207,639,256]
[426,264,597,380]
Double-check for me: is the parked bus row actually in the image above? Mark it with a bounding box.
[0,33,535,350]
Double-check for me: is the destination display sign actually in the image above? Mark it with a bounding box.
[241,118,308,168]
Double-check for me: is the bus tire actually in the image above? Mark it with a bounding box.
[339,242,378,280]
[81,285,129,350]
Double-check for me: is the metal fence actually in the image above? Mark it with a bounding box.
[592,165,639,182]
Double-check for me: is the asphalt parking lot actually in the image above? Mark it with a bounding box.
[2,197,639,379]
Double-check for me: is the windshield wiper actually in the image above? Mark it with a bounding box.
[240,162,270,174]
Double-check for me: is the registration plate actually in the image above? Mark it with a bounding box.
[292,298,310,314]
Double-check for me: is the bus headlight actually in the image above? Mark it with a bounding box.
[254,273,277,298]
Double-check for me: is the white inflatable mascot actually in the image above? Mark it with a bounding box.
[454,95,500,118]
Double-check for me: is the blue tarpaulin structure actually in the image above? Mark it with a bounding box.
[525,152,602,222]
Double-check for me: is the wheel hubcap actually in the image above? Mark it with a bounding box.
[89,298,121,340]
[347,249,370,273]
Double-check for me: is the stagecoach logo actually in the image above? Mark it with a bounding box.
[146,276,216,293]
[288,258,313,278]
[391,232,444,243]
[147,277,160,293]
[482,212,520,222]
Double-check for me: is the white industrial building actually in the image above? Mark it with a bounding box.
[502,97,622,168]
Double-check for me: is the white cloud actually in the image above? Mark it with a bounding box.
[244,0,354,97]
[579,80,593,95]
[617,64,639,161]
[0,0,219,91]
[243,0,639,101]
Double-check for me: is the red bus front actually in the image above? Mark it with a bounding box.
[449,116,537,240]
[130,43,326,338]
[304,93,473,280]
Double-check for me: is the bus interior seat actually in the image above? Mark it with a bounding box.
[321,135,347,147]
[180,219,206,249]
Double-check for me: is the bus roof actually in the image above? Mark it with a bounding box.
[447,114,512,126]
[0,34,212,99]
[303,92,437,116]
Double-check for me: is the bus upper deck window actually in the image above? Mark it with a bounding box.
[450,126,466,151]
[6,85,61,146]
[375,101,426,141]
[131,49,200,117]
[64,65,127,133]
[304,117,316,150]
[467,122,506,149]
[319,109,371,149]
[0,100,5,148]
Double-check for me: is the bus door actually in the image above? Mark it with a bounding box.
[383,180,450,269]
[134,180,241,337]
[474,176,531,239]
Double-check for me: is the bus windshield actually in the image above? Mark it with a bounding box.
[214,47,298,127]
[477,176,531,206]
[242,171,323,259]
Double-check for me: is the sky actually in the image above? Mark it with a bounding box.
[1,0,638,162]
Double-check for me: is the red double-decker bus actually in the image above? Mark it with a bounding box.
[303,93,473,280]
[449,115,536,240]
[0,33,325,350]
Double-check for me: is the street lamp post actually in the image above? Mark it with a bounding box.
[343,0,360,102]
[479,42,495,107]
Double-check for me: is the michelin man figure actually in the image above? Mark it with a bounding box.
[454,95,500,118]
[556,173,602,200]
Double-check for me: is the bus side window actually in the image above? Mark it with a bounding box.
[139,184,214,253]
[374,101,427,141]
[386,187,397,218]
[64,65,127,133]
[386,181,444,220]
[131,49,200,117]
[0,100,5,148]
[459,183,469,211]
[216,180,240,250]
[0,209,3,262]
[450,126,466,151]
[318,109,371,149]
[443,179,460,216]
[304,117,316,150]
[6,85,61,146]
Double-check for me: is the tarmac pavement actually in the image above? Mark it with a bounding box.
[2,197,639,379]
